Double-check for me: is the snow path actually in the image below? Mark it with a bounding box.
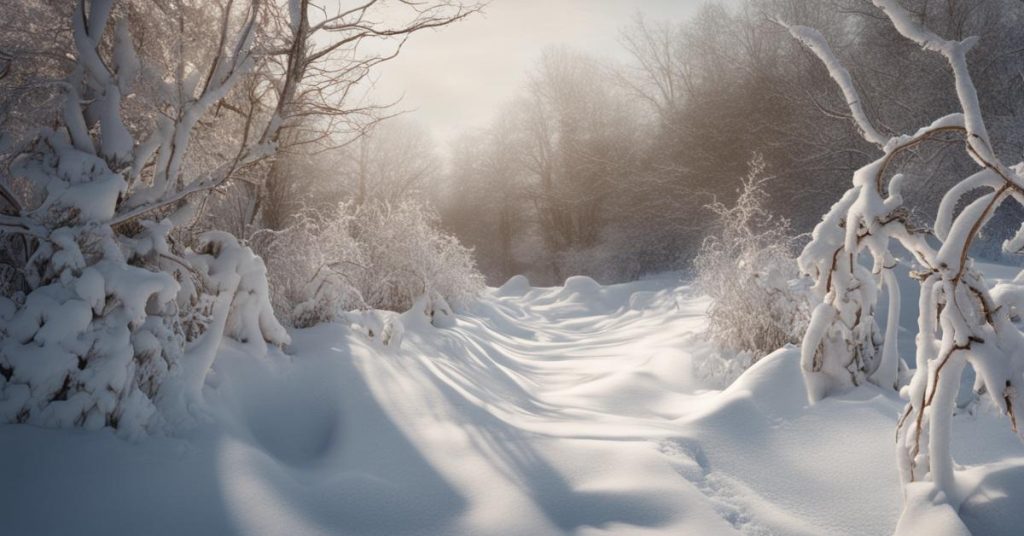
[221,277,897,536]
[3,275,1024,535]
[320,279,743,535]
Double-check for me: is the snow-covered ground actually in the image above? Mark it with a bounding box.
[3,274,1023,535]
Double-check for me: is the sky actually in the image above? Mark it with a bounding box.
[371,0,711,146]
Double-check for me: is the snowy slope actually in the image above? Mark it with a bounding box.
[2,274,1023,535]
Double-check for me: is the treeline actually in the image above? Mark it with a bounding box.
[437,0,1024,285]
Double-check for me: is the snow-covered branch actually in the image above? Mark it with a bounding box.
[784,24,886,147]
[790,1,1024,525]
[790,3,1024,528]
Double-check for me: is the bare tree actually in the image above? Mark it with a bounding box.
[345,119,439,206]
[517,47,643,280]
[617,14,691,126]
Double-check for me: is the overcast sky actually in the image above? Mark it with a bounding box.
[372,0,710,145]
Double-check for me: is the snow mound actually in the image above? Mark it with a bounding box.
[495,274,531,297]
[627,290,660,310]
[895,483,971,536]
[560,275,601,298]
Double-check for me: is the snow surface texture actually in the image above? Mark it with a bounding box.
[3,275,1023,535]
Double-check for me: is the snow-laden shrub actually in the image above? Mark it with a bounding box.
[0,132,288,435]
[250,210,366,328]
[255,200,485,326]
[0,202,181,433]
[694,155,808,362]
[352,200,485,312]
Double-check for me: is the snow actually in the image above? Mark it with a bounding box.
[785,25,887,147]
[4,273,1023,535]
[935,168,1000,242]
[895,483,971,536]
[94,259,178,327]
[871,269,902,390]
[189,231,290,352]
[496,274,531,297]
[112,20,140,91]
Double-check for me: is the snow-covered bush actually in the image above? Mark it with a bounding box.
[0,1,282,436]
[694,155,807,361]
[255,200,485,326]
[787,0,1024,525]
[250,209,365,328]
[352,200,485,312]
[0,131,288,435]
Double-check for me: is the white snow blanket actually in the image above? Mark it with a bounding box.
[2,274,1023,535]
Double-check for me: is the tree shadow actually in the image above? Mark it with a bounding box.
[0,325,468,536]
[215,325,467,535]
[418,352,677,532]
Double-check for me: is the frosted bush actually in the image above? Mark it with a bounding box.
[0,1,288,436]
[352,200,485,312]
[256,200,485,326]
[694,155,808,361]
[250,210,366,328]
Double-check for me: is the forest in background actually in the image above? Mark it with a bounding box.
[7,0,1022,293]
[437,0,1024,284]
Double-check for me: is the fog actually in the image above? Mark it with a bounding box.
[374,0,712,143]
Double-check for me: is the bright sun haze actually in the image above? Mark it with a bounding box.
[374,0,712,143]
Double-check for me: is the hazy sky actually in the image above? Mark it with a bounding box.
[372,0,710,145]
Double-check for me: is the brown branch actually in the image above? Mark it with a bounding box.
[875,126,966,193]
